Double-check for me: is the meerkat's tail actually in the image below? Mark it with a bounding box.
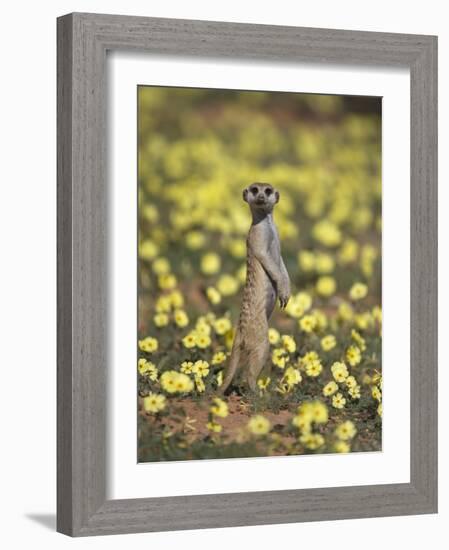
[220,332,242,393]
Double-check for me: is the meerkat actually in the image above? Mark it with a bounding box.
[221,182,291,393]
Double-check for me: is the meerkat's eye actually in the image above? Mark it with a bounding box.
[265,188,273,196]
[250,186,258,195]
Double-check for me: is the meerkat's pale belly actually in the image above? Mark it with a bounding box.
[241,258,276,325]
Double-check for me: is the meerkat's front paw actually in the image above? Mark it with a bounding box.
[278,285,291,309]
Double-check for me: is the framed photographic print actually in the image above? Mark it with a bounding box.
[57,13,438,536]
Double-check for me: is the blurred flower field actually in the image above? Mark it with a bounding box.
[137,87,382,462]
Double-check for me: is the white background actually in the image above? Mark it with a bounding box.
[0,1,445,549]
[109,55,410,499]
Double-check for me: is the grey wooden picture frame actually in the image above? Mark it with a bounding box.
[57,12,438,537]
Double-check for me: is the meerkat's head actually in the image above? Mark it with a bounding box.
[243,182,279,213]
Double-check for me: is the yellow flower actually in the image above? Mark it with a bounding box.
[299,314,317,333]
[353,208,373,231]
[377,403,383,417]
[300,351,319,367]
[182,332,197,349]
[334,440,350,453]
[139,239,158,261]
[372,305,382,323]
[138,359,158,381]
[281,334,296,353]
[322,381,338,397]
[141,203,158,223]
[284,366,302,387]
[268,328,280,345]
[174,371,195,393]
[355,312,374,331]
[272,348,288,369]
[300,432,325,450]
[316,276,336,297]
[298,250,315,272]
[312,219,342,247]
[285,300,304,318]
[196,334,212,349]
[174,309,189,328]
[210,397,229,418]
[192,360,210,378]
[305,359,323,377]
[321,334,336,351]
[362,374,372,385]
[214,317,232,335]
[349,385,361,399]
[185,230,206,250]
[152,257,171,275]
[346,345,362,367]
[211,351,226,365]
[345,375,357,389]
[310,401,329,424]
[338,239,358,264]
[295,401,328,431]
[158,273,177,290]
[195,376,205,393]
[224,328,235,350]
[332,392,346,409]
[292,414,312,433]
[206,286,221,305]
[195,317,211,336]
[315,252,335,274]
[338,301,354,322]
[228,238,246,258]
[180,361,194,374]
[371,371,382,386]
[138,336,158,353]
[297,292,313,311]
[143,393,166,414]
[248,415,271,435]
[159,371,179,394]
[257,376,271,391]
[335,420,357,441]
[331,361,349,382]
[216,370,223,387]
[154,312,169,327]
[155,295,172,313]
[351,329,366,351]
[217,274,239,296]
[201,252,221,275]
[372,386,382,401]
[207,421,222,433]
[169,290,184,308]
[285,292,312,318]
[312,308,328,330]
[349,282,368,301]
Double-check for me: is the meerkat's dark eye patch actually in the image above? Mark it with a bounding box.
[250,186,259,195]
[265,188,273,196]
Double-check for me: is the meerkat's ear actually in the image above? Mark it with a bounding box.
[275,190,280,203]
[242,188,249,202]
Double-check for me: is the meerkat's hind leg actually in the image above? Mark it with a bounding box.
[220,331,243,394]
[246,338,270,392]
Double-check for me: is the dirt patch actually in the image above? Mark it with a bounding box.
[140,394,295,444]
